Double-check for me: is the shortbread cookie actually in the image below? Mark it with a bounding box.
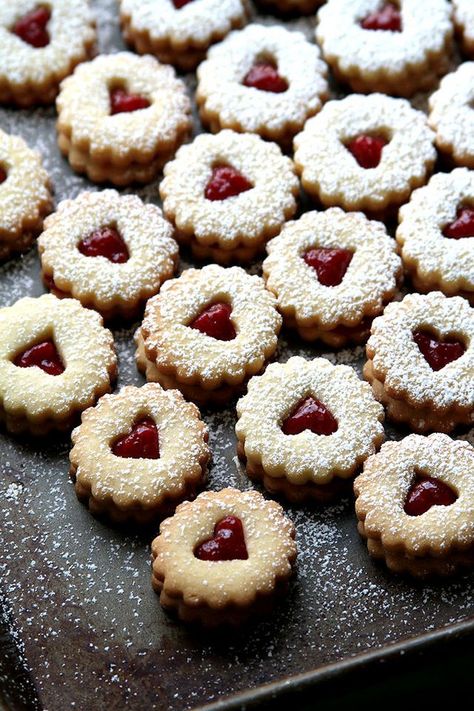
[354,434,474,577]
[428,63,474,169]
[160,130,298,264]
[151,487,297,625]
[236,357,384,503]
[0,0,96,107]
[453,0,474,57]
[263,209,401,347]
[196,24,328,147]
[397,169,474,304]
[316,0,453,97]
[136,265,281,405]
[0,294,117,435]
[118,0,249,72]
[38,190,178,319]
[0,128,52,261]
[56,52,191,186]
[70,383,210,524]
[293,93,436,217]
[364,292,474,433]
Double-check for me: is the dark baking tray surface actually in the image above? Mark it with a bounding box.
[0,1,473,709]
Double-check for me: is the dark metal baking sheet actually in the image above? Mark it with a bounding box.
[0,1,473,709]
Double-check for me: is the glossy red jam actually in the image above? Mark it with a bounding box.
[443,207,474,239]
[346,135,387,169]
[304,247,353,287]
[282,396,338,436]
[205,165,253,201]
[13,7,51,48]
[413,329,465,371]
[110,88,150,115]
[190,302,236,341]
[243,63,288,93]
[361,4,402,32]
[112,417,160,459]
[173,0,194,7]
[78,226,129,263]
[194,516,248,561]
[14,339,64,376]
[404,475,457,516]
[0,167,6,184]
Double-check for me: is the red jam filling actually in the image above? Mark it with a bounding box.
[282,396,338,436]
[243,62,288,93]
[304,247,353,287]
[78,226,129,263]
[205,165,253,201]
[14,339,64,376]
[110,88,150,115]
[112,417,160,459]
[194,516,248,561]
[404,475,457,516]
[361,4,402,31]
[13,6,51,48]
[346,135,387,169]
[190,302,236,341]
[443,207,474,239]
[0,167,6,184]
[173,0,194,7]
[413,329,465,371]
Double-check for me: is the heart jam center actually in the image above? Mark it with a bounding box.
[112,417,160,459]
[361,3,402,31]
[404,475,457,516]
[243,62,288,93]
[346,135,387,169]
[194,516,248,561]
[190,302,236,341]
[78,226,129,263]
[282,396,338,436]
[413,329,465,371]
[205,165,253,201]
[13,6,51,48]
[173,0,194,7]
[110,88,150,115]
[304,247,353,287]
[14,339,64,376]
[443,207,474,239]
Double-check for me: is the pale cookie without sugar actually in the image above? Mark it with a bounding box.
[316,0,453,97]
[236,356,385,503]
[159,129,298,264]
[354,434,474,577]
[364,292,474,433]
[263,208,402,347]
[0,294,117,435]
[118,0,249,71]
[196,24,328,147]
[38,190,178,319]
[135,264,281,405]
[0,0,96,107]
[56,51,191,186]
[70,383,210,525]
[151,487,297,625]
[396,169,474,304]
[453,0,474,57]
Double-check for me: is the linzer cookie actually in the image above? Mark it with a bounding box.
[293,93,436,218]
[135,265,281,405]
[70,383,210,524]
[316,0,453,97]
[151,487,297,625]
[0,294,117,435]
[263,209,401,347]
[453,0,474,56]
[118,0,248,72]
[236,357,384,503]
[56,52,191,186]
[38,190,178,319]
[354,434,474,577]
[196,24,328,147]
[159,130,298,264]
[0,128,52,261]
[397,169,474,304]
[0,0,96,107]
[364,292,474,433]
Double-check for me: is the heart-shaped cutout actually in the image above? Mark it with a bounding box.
[112,417,160,459]
[194,516,248,561]
[304,247,353,287]
[282,396,338,436]
[346,135,387,169]
[173,0,194,7]
[243,62,288,94]
[14,339,64,376]
[443,207,474,239]
[0,167,7,184]
[361,4,402,31]
[190,302,236,341]
[78,226,129,263]
[13,7,51,48]
[404,474,457,516]
[205,165,253,201]
[413,329,465,371]
[110,88,150,115]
